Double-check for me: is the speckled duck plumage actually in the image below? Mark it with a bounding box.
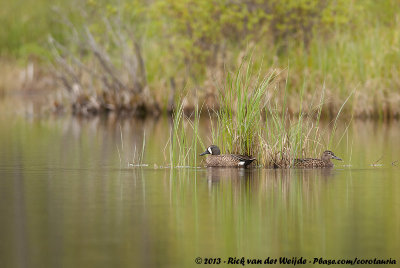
[200,145,256,167]
[293,150,342,168]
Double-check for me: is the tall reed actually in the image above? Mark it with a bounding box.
[169,98,204,167]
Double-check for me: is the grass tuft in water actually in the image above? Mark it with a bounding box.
[209,59,346,168]
[170,60,349,168]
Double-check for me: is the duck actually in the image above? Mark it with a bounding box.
[293,150,342,168]
[200,145,256,167]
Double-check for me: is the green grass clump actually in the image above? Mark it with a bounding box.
[209,60,339,168]
[211,60,274,159]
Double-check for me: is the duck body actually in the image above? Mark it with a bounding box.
[293,158,334,168]
[293,150,342,168]
[204,154,256,167]
[200,145,256,168]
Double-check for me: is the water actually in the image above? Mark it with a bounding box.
[0,113,399,267]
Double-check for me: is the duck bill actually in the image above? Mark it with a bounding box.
[333,156,342,161]
[200,150,209,156]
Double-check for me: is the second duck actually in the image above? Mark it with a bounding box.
[293,150,342,168]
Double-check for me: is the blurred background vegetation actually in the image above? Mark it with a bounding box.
[1,0,400,118]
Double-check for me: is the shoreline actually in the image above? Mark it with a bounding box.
[1,59,400,120]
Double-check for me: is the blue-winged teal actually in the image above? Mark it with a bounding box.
[293,150,342,168]
[200,145,256,167]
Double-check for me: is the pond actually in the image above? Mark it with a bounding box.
[0,105,399,267]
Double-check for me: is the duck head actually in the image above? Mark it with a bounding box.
[321,150,342,161]
[200,145,221,156]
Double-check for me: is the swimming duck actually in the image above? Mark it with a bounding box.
[200,145,256,167]
[293,150,342,168]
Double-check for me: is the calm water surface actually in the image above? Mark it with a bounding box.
[0,110,399,267]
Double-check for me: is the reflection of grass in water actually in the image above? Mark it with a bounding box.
[170,60,349,168]
[163,168,343,257]
[178,168,398,256]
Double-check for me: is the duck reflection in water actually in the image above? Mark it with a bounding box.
[206,167,259,188]
[205,166,336,187]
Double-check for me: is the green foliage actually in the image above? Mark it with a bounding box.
[152,0,250,78]
[2,0,400,118]
[0,0,68,58]
[152,0,350,78]
[264,0,350,48]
